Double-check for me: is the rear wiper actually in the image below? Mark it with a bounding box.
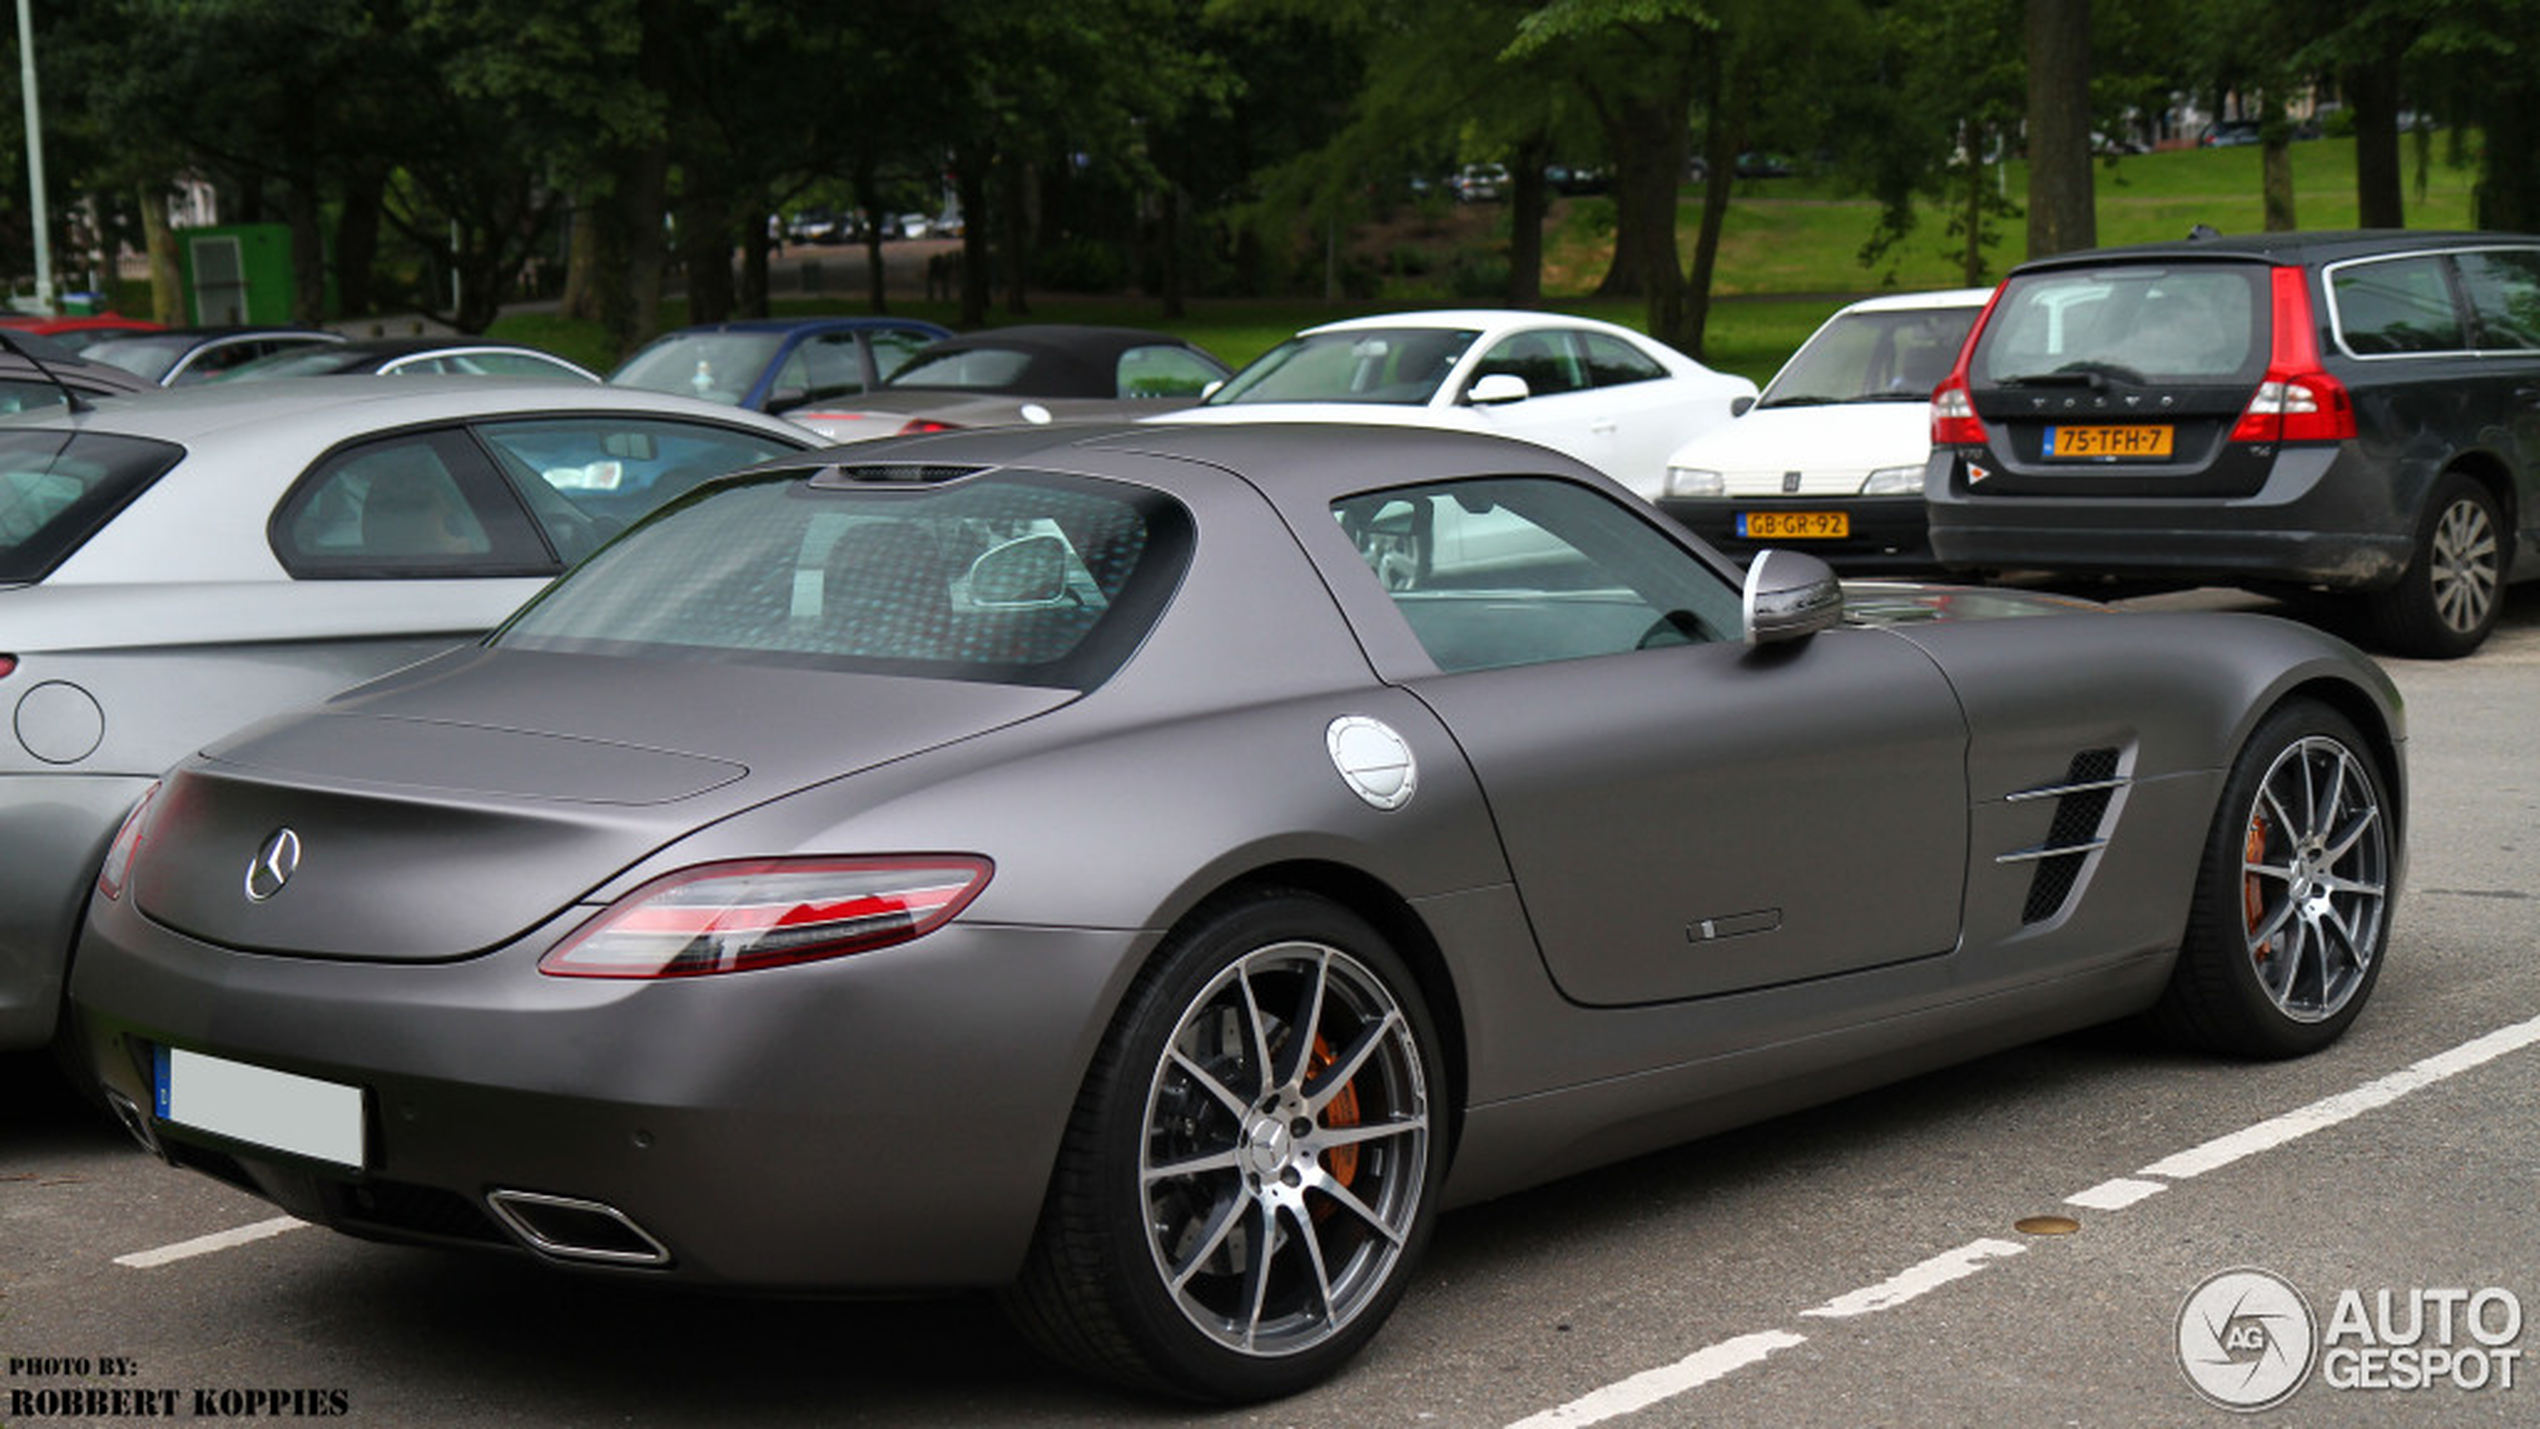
[2000,361,2149,390]
[1755,394,1843,409]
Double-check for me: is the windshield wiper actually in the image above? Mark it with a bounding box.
[1755,394,1843,409]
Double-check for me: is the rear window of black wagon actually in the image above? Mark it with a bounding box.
[496,468,1193,689]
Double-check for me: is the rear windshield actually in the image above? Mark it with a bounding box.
[495,468,1191,689]
[1977,266,2266,386]
[0,429,188,583]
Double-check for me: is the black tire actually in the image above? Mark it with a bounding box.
[2367,472,2506,659]
[1003,890,1445,1402]
[2151,701,2394,1058]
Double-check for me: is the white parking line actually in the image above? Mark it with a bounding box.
[1798,1238,2026,1319]
[1503,1331,1809,1429]
[1499,1008,2540,1428]
[115,1216,305,1268]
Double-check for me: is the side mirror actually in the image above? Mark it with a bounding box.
[1467,373,1530,406]
[1200,379,1223,399]
[1730,394,1756,418]
[962,533,1073,609]
[1742,549,1843,644]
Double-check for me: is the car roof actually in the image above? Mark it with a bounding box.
[1301,307,1646,340]
[2012,228,2530,274]
[784,416,1615,509]
[3,375,818,444]
[911,324,1200,356]
[1830,288,1996,315]
[658,316,956,337]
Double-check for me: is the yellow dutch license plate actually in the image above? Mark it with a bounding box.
[2045,424,2174,458]
[1738,510,1849,540]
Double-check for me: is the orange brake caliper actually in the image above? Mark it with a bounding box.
[1312,1035,1362,1191]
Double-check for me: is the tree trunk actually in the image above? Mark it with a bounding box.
[2260,100,2297,233]
[1592,86,1691,302]
[559,201,599,323]
[1507,134,1549,308]
[1679,37,1748,360]
[2473,80,2540,231]
[997,152,1031,316]
[285,177,326,324]
[957,147,991,328]
[2023,0,2095,260]
[139,184,182,324]
[2347,50,2405,229]
[333,168,386,319]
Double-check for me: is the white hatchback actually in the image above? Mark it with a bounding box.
[1153,309,1755,494]
[1658,288,1991,568]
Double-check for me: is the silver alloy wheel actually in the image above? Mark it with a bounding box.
[1138,940,1431,1359]
[2426,493,2500,636]
[2239,734,2389,1022]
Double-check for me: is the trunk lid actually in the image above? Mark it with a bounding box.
[131,648,1070,960]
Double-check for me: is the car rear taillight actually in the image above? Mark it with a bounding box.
[1929,284,2003,447]
[0,654,16,680]
[2231,265,2356,444]
[1930,377,1987,446]
[896,418,959,435]
[539,856,992,978]
[96,781,163,901]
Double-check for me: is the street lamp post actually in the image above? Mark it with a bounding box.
[16,0,52,315]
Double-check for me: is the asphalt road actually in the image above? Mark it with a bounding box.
[5,584,2536,1428]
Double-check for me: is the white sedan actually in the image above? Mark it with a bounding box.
[1150,310,1755,496]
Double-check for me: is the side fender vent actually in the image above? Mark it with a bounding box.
[2001,747,2127,925]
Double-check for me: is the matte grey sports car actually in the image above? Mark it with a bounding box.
[71,423,2405,1403]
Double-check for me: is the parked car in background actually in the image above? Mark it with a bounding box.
[0,340,160,414]
[1157,309,1756,494]
[0,379,814,1059]
[0,314,162,340]
[608,316,952,416]
[1660,288,1991,568]
[1451,162,1508,202]
[785,324,1230,442]
[1927,228,2540,657]
[219,336,600,383]
[78,326,345,386]
[71,421,2402,1403]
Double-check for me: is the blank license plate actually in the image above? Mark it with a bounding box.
[2044,424,2174,458]
[1738,510,1849,540]
[154,1045,366,1168]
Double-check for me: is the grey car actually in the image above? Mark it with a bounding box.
[1,379,814,1054]
[70,422,2404,1402]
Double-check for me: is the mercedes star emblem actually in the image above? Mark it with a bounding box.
[244,827,302,903]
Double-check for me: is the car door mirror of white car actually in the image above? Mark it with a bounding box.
[1742,548,1844,644]
[1730,394,1756,417]
[1467,373,1530,406]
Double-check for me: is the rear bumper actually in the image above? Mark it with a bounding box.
[1924,443,2420,589]
[70,890,1144,1290]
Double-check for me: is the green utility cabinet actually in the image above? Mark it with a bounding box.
[177,224,294,325]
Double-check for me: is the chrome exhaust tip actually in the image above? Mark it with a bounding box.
[103,1089,167,1161]
[484,1189,672,1267]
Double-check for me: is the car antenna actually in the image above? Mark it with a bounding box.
[0,328,93,414]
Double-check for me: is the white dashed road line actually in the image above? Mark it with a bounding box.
[115,1215,305,1269]
[1502,1008,2540,1428]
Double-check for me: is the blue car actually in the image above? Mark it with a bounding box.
[608,316,954,414]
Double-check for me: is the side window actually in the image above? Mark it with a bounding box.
[1578,332,1668,388]
[1115,345,1221,397]
[2453,250,2540,352]
[1471,331,1587,397]
[869,328,937,383]
[2331,256,2466,355]
[473,416,803,559]
[1331,477,1741,672]
[271,432,552,577]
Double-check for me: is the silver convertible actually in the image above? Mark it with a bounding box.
[71,423,2404,1402]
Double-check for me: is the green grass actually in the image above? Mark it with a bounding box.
[494,135,2490,389]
